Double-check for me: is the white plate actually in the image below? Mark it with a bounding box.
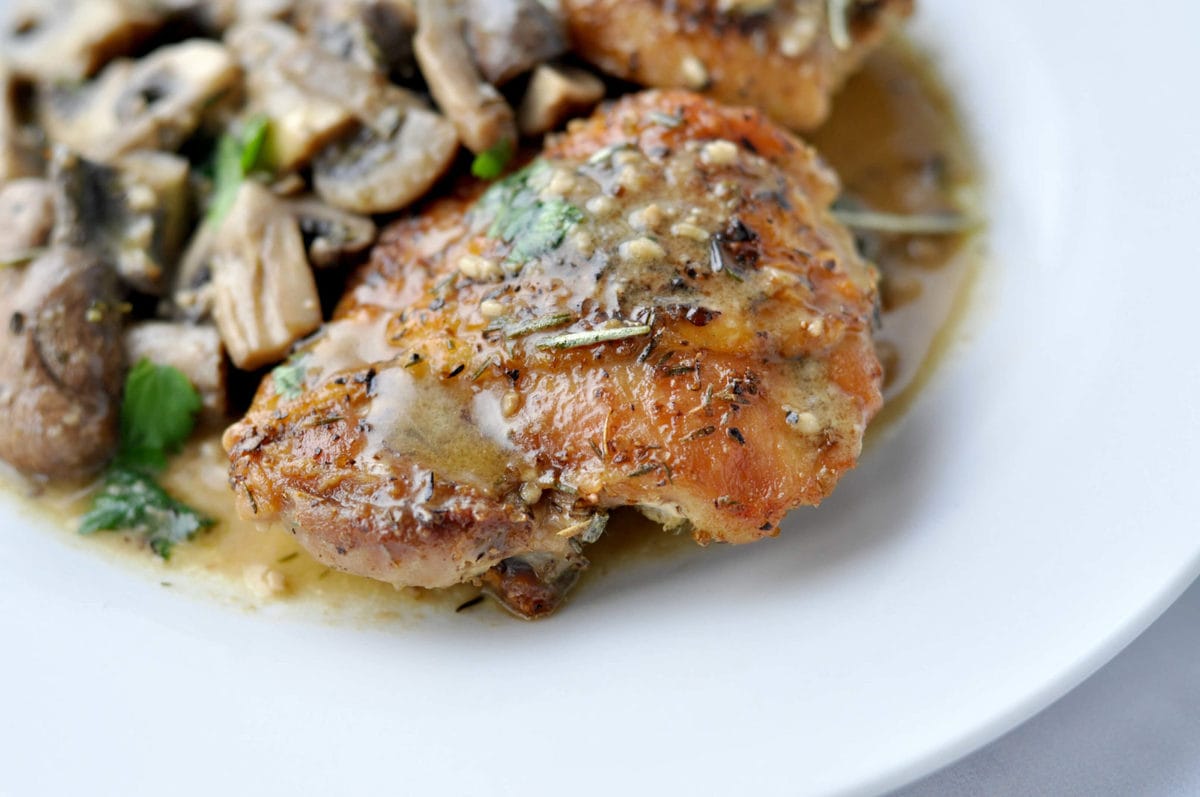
[3,2,1199,796]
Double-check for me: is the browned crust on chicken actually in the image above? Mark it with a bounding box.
[224,90,883,616]
[562,0,914,130]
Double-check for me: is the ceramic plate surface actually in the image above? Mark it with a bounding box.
[2,2,1198,795]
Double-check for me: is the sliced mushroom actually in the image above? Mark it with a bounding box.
[0,179,57,262]
[296,0,387,72]
[363,0,421,82]
[226,21,359,171]
[518,64,606,136]
[274,38,424,139]
[285,198,378,267]
[210,181,322,370]
[461,0,567,86]
[413,0,516,154]
[149,0,295,33]
[37,40,240,163]
[313,108,459,214]
[0,61,39,184]
[166,222,218,322]
[51,148,191,295]
[2,0,163,82]
[125,321,227,425]
[0,246,124,480]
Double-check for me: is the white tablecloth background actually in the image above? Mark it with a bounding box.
[893,578,1200,796]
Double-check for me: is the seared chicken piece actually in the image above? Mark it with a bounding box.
[562,0,913,130]
[225,91,883,617]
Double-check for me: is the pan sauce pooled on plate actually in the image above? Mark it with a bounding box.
[0,1,983,618]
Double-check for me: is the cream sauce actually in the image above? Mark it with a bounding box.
[362,366,529,495]
[9,39,981,619]
[809,41,982,436]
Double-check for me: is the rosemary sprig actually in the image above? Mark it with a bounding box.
[828,0,854,50]
[504,311,576,339]
[536,325,652,351]
[833,208,979,235]
[556,514,608,543]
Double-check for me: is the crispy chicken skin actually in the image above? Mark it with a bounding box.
[224,90,883,617]
[562,0,914,131]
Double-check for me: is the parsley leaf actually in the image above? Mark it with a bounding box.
[79,361,210,559]
[472,160,584,267]
[271,357,307,400]
[80,467,213,559]
[471,137,514,180]
[208,115,270,225]
[116,359,203,473]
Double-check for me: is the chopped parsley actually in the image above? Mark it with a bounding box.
[472,160,584,266]
[271,357,307,400]
[208,114,270,225]
[80,359,210,559]
[116,359,203,472]
[471,137,514,180]
[80,467,213,559]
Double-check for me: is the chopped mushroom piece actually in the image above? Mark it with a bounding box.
[37,40,240,163]
[228,21,425,170]
[274,37,424,138]
[286,197,378,267]
[413,0,516,154]
[297,0,418,79]
[51,148,191,295]
[517,64,606,136]
[0,246,124,480]
[150,0,295,33]
[0,179,57,261]
[461,0,568,86]
[228,22,356,171]
[210,181,322,370]
[2,0,163,82]
[0,62,39,183]
[166,222,218,322]
[313,109,459,214]
[125,321,227,424]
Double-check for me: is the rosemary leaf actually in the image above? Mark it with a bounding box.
[833,208,979,235]
[504,311,576,339]
[828,0,854,51]
[536,325,653,351]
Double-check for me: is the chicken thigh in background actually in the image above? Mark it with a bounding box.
[562,0,914,131]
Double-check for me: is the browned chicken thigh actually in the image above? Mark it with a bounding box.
[224,90,883,617]
[562,0,914,130]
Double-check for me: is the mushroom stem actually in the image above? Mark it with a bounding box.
[413,0,517,154]
[209,181,322,370]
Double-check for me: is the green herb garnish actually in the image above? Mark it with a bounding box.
[80,360,209,559]
[208,114,270,225]
[472,160,585,266]
[80,467,213,559]
[471,137,514,180]
[116,359,204,472]
[271,357,307,401]
[502,311,576,339]
[536,325,652,351]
